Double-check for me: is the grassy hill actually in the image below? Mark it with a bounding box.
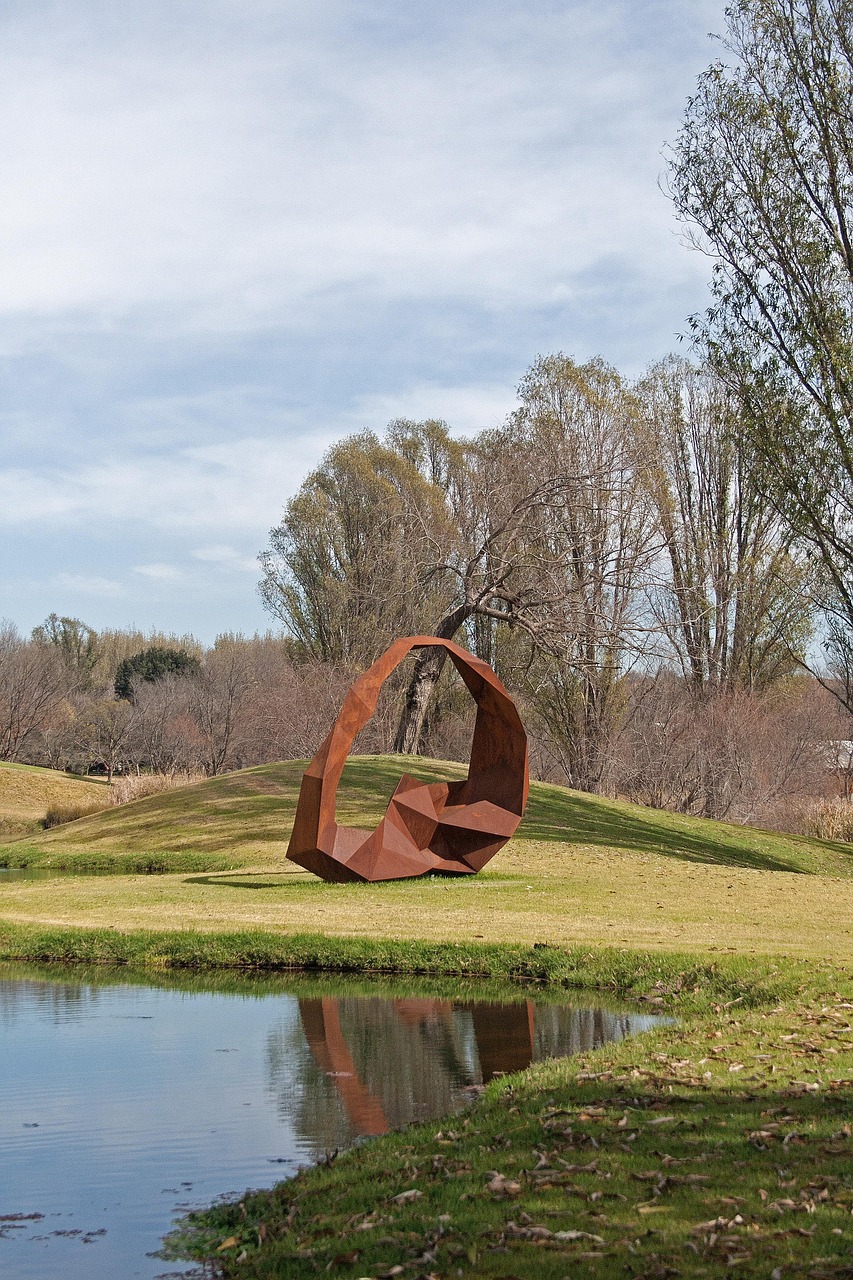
[2,755,852,960]
[0,760,108,842]
[3,753,852,874]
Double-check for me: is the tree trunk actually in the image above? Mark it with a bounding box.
[393,606,472,754]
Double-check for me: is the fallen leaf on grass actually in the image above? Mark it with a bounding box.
[390,1189,423,1205]
[504,1221,553,1240]
[217,1236,240,1251]
[486,1174,522,1196]
[553,1230,605,1244]
[556,1159,598,1173]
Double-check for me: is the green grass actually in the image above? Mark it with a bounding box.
[3,755,852,876]
[0,759,108,842]
[524,778,853,875]
[2,756,853,960]
[0,925,797,1011]
[0,956,655,1007]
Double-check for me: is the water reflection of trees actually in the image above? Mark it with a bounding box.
[266,996,651,1156]
[0,976,101,1027]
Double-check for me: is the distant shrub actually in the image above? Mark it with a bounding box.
[114,646,200,700]
[41,800,110,829]
[803,798,853,843]
[109,772,205,805]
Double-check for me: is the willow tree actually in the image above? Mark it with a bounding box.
[259,428,456,668]
[669,0,853,700]
[259,419,578,755]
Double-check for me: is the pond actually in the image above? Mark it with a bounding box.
[0,964,664,1280]
[0,867,72,881]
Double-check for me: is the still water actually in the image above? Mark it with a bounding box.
[0,966,662,1280]
[0,868,76,881]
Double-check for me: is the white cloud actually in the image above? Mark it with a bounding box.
[192,545,259,573]
[0,0,720,330]
[0,434,330,532]
[0,0,727,636]
[54,573,124,598]
[133,563,182,579]
[348,381,518,437]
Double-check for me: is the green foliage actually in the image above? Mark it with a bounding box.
[32,613,101,688]
[114,645,201,700]
[259,426,457,665]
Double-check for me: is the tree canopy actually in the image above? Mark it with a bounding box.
[114,646,201,701]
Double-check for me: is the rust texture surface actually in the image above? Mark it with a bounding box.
[286,635,529,883]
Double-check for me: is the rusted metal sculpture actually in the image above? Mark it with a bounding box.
[287,635,529,883]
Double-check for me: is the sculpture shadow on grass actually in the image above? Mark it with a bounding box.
[520,786,833,874]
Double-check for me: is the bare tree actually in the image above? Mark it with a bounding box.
[634,357,812,692]
[613,670,830,821]
[669,0,853,702]
[0,623,67,761]
[391,427,578,754]
[76,698,136,783]
[189,638,255,776]
[502,356,658,792]
[128,675,199,776]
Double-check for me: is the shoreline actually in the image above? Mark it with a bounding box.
[3,924,852,1276]
[156,943,853,1280]
[0,922,809,1012]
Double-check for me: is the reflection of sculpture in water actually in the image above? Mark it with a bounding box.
[298,998,389,1136]
[287,636,529,883]
[296,996,537,1136]
[265,996,643,1153]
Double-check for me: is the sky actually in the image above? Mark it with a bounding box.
[0,0,726,643]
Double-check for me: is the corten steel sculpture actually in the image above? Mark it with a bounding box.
[287,635,529,883]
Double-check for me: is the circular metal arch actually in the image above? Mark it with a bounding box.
[286,635,529,883]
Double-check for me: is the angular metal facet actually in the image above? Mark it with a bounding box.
[286,635,529,882]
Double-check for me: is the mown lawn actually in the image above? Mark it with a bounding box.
[1,756,852,960]
[0,759,108,842]
[4,755,853,877]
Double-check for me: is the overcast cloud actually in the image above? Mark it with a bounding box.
[0,0,724,639]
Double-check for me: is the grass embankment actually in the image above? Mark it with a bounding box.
[0,760,107,842]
